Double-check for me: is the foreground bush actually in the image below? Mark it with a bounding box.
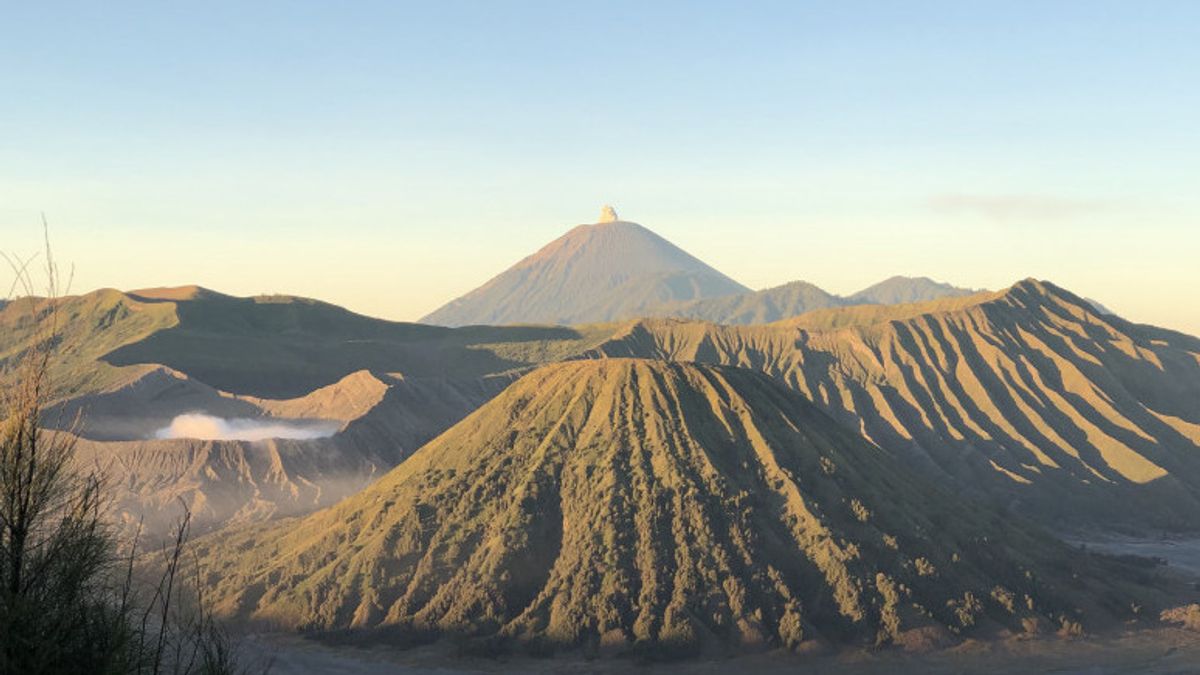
[0,237,261,675]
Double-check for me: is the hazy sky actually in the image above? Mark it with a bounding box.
[3,2,1198,335]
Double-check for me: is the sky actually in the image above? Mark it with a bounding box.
[3,1,1198,335]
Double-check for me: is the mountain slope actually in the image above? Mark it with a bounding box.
[2,287,622,536]
[2,286,619,400]
[104,288,616,398]
[420,209,749,327]
[56,367,516,537]
[198,359,1162,654]
[849,276,976,305]
[635,276,980,326]
[0,289,180,400]
[642,280,845,325]
[585,281,1200,530]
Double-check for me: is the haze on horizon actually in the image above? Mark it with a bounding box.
[3,2,1198,336]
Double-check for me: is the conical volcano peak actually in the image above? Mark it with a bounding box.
[420,209,748,325]
[198,356,1160,651]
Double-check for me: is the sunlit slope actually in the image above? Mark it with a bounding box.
[420,217,749,327]
[586,281,1200,529]
[198,360,1158,653]
[0,289,179,400]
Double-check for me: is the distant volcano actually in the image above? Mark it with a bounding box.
[420,207,749,326]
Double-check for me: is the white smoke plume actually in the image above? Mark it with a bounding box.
[154,413,339,441]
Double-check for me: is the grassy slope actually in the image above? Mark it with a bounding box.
[105,292,618,398]
[197,360,1167,654]
[0,286,621,401]
[0,289,179,400]
[0,287,624,538]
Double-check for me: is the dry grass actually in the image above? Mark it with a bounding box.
[194,360,1168,657]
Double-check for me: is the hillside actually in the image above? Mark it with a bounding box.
[1,286,616,400]
[13,279,1197,537]
[642,281,845,325]
[420,208,749,327]
[0,289,180,400]
[634,277,979,326]
[0,287,621,536]
[584,281,1200,530]
[416,208,979,328]
[848,276,977,305]
[196,359,1166,655]
[105,287,618,398]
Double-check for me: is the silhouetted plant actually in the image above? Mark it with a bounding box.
[0,226,264,675]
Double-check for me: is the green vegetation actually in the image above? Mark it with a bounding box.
[0,290,177,401]
[103,290,549,397]
[0,264,258,674]
[0,286,624,401]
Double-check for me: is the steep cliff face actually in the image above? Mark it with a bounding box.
[584,281,1200,529]
[196,360,1161,654]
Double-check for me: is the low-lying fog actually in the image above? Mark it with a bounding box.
[154,413,339,442]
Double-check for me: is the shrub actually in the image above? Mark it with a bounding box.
[0,233,261,675]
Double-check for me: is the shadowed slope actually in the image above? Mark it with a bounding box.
[585,281,1200,529]
[420,215,749,327]
[198,360,1159,654]
[104,289,613,398]
[1,287,618,400]
[1,287,620,537]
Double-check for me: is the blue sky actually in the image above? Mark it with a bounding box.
[3,2,1198,333]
